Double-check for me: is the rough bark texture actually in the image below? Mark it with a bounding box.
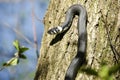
[34,0,120,80]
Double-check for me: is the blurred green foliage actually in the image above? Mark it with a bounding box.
[80,63,120,80]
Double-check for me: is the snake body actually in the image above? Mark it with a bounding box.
[48,4,87,80]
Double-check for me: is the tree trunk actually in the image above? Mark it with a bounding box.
[34,0,120,80]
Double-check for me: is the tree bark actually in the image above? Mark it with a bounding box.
[34,0,120,80]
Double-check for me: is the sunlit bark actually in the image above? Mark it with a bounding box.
[34,0,120,80]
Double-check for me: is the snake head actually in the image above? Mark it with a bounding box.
[47,26,63,35]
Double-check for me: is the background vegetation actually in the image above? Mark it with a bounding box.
[0,0,49,80]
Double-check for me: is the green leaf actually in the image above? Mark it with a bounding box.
[3,57,19,67]
[14,52,27,59]
[109,63,120,75]
[19,54,27,59]
[98,65,109,78]
[13,40,20,51]
[98,65,114,80]
[81,67,98,76]
[19,47,29,53]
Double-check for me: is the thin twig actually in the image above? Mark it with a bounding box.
[34,13,44,23]
[105,26,120,62]
[3,22,34,46]
[102,11,120,63]
[31,2,39,58]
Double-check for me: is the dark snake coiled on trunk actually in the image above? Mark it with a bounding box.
[48,4,87,80]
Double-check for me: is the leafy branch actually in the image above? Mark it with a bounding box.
[0,40,29,71]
